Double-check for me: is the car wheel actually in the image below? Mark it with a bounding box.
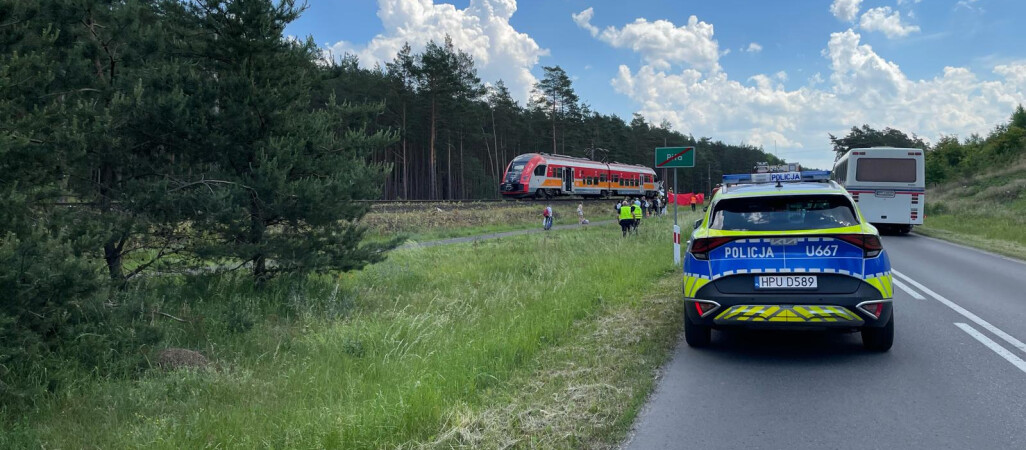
[861,314,894,352]
[684,314,712,348]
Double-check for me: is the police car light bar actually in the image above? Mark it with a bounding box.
[722,170,831,185]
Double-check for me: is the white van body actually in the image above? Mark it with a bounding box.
[832,147,925,232]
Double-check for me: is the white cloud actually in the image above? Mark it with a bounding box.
[573,9,720,73]
[956,0,983,12]
[859,7,921,38]
[775,71,788,82]
[604,25,1026,169]
[831,0,863,22]
[994,63,1026,86]
[571,7,599,37]
[744,42,763,53]
[327,0,547,101]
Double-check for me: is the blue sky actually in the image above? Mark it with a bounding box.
[286,0,1026,169]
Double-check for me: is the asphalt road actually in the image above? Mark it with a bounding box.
[624,233,1026,450]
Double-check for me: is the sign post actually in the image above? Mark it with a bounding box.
[655,147,696,265]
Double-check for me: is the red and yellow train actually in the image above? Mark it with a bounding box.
[500,153,661,199]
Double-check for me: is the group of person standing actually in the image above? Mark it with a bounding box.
[615,196,662,237]
[543,196,670,236]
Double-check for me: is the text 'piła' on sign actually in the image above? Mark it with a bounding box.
[654,147,696,168]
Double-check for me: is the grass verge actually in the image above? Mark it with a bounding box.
[916,214,1026,260]
[3,213,696,448]
[919,158,1026,260]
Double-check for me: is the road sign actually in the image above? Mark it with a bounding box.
[655,147,695,168]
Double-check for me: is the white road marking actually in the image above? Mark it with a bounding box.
[893,269,1026,355]
[891,278,925,300]
[954,323,1026,375]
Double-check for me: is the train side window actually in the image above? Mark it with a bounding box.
[534,165,547,176]
[612,174,620,184]
[600,173,607,182]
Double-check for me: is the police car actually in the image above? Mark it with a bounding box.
[683,171,894,351]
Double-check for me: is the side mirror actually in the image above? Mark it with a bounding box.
[703,206,708,212]
[693,218,703,229]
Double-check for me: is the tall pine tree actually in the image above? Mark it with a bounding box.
[178,0,398,281]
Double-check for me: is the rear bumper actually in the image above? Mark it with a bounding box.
[684,277,892,330]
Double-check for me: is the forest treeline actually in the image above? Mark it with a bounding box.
[330,41,785,200]
[828,105,1026,186]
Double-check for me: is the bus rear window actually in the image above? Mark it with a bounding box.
[710,195,858,231]
[856,158,917,183]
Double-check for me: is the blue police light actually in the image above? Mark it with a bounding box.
[722,170,832,185]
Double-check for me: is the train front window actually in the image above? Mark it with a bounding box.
[505,162,526,181]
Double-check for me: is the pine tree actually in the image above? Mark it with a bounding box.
[1011,104,1026,130]
[177,0,398,282]
[415,36,483,199]
[0,0,106,393]
[533,66,580,154]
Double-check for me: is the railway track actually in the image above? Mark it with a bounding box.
[358,197,621,204]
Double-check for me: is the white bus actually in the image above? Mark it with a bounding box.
[832,147,925,234]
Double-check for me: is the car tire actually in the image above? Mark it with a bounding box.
[861,314,894,352]
[684,314,712,348]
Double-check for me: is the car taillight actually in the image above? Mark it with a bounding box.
[689,237,734,260]
[857,301,885,319]
[835,234,883,258]
[693,300,720,317]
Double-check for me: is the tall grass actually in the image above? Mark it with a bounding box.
[3,215,686,448]
[920,157,1026,256]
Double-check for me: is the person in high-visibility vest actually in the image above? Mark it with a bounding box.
[617,200,633,237]
[690,194,698,212]
[631,199,642,233]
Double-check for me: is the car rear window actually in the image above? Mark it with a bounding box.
[710,195,859,231]
[855,158,917,183]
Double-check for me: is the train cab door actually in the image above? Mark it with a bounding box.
[563,168,574,193]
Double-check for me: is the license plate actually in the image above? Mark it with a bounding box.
[755,275,818,289]
[875,190,895,198]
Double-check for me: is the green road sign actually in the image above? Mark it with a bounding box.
[655,147,695,168]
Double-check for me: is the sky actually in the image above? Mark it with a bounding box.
[285,0,1026,170]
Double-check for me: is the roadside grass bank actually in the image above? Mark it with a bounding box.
[2,214,694,448]
[918,158,1026,260]
[427,274,683,449]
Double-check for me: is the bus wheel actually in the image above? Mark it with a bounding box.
[899,225,913,234]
